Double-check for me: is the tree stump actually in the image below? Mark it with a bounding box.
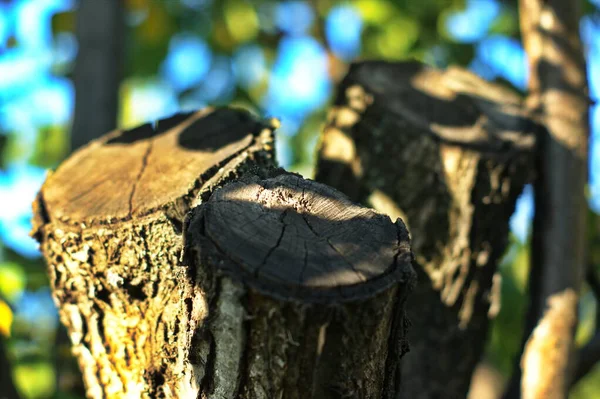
[315,61,536,398]
[32,106,415,398]
[31,108,277,398]
[183,171,415,399]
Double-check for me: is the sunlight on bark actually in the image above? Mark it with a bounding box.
[521,289,578,399]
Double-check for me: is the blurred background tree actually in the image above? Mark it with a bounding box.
[0,0,598,398]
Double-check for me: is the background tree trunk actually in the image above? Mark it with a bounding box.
[315,60,536,398]
[70,0,124,151]
[504,0,590,397]
[33,108,277,398]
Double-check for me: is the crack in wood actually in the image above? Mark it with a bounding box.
[300,241,309,285]
[128,140,153,217]
[301,213,366,283]
[255,209,289,278]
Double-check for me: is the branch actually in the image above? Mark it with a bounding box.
[505,0,589,397]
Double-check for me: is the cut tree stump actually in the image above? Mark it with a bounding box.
[183,171,415,399]
[315,61,536,398]
[31,108,278,398]
[32,106,416,398]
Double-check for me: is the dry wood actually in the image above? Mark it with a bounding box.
[315,60,536,398]
[183,171,415,398]
[32,108,277,398]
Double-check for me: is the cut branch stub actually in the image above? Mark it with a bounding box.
[32,107,277,399]
[315,60,536,398]
[183,172,415,398]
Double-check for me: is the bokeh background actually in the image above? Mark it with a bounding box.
[0,0,599,398]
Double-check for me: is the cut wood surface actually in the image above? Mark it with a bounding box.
[183,171,415,398]
[32,108,277,399]
[315,60,536,398]
[40,107,274,225]
[190,172,411,301]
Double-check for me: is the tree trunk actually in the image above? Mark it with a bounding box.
[182,171,415,398]
[32,108,277,398]
[315,61,536,398]
[71,0,124,151]
[32,107,416,398]
[504,0,590,397]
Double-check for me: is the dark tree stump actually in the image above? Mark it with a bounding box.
[32,108,278,398]
[183,171,415,398]
[315,61,536,398]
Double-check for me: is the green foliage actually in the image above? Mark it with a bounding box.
[29,126,69,169]
[488,6,520,37]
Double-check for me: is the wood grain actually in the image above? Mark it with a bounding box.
[187,172,413,302]
[41,108,269,225]
[184,171,416,398]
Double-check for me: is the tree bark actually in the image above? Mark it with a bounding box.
[71,0,124,151]
[32,108,278,398]
[182,171,415,398]
[504,0,590,397]
[32,107,416,398]
[315,61,536,398]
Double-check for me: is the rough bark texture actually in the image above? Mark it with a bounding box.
[71,0,123,151]
[32,108,277,399]
[315,61,536,398]
[504,0,589,397]
[183,171,416,398]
